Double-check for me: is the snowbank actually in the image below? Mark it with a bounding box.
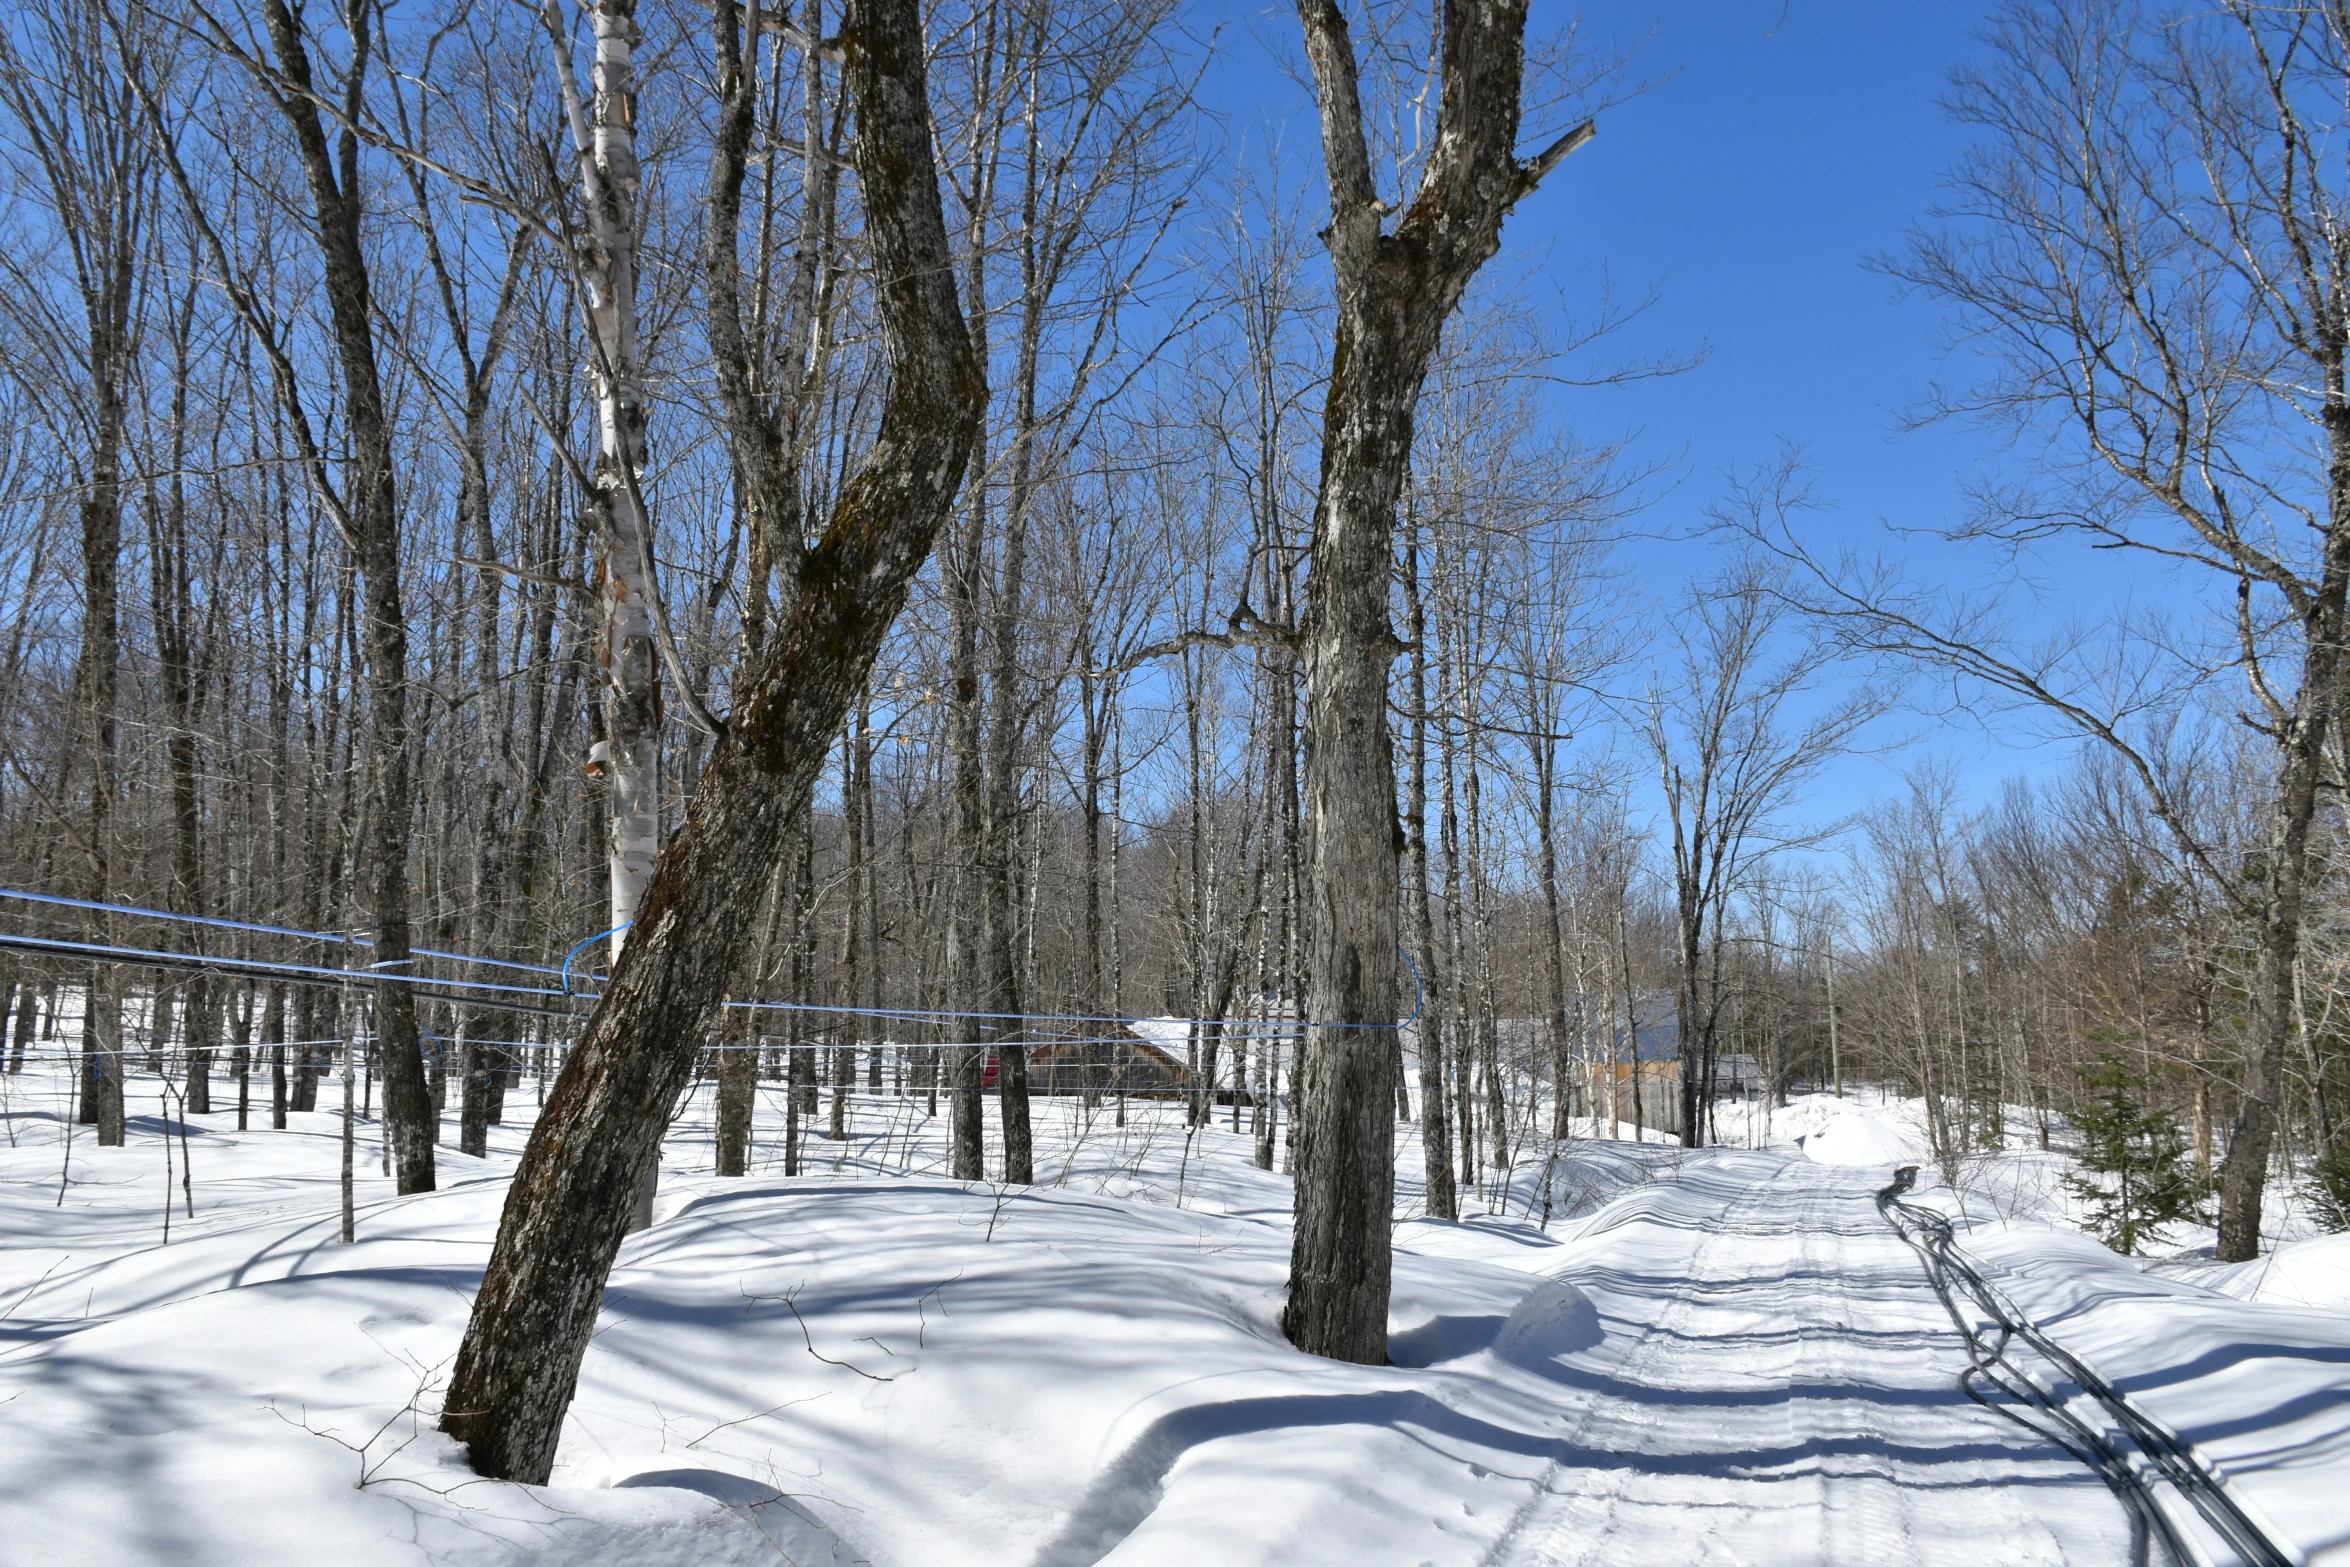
[1969,1223,2350,1561]
[4,1060,2347,1565]
[2166,1230,2350,1312]
[1795,1112,1926,1169]
[0,1074,1656,1567]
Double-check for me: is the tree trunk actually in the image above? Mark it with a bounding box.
[77,286,128,1150]
[1535,732,1571,1141]
[943,0,1006,1181]
[1284,3,1585,1344]
[1402,518,1454,1219]
[8,981,33,1075]
[438,3,980,1479]
[2222,715,2336,1258]
[718,858,790,1177]
[155,289,215,1119]
[257,0,434,1193]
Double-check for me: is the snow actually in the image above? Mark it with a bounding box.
[1963,1221,2350,1557]
[2,1059,2347,1565]
[2165,1231,2350,1312]
[1792,1109,1928,1170]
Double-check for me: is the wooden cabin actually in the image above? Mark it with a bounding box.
[980,1024,1192,1098]
[1590,1057,1683,1138]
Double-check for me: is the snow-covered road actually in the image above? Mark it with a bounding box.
[3,1076,2345,1566]
[1482,1152,2131,1565]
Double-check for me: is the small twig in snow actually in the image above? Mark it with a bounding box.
[740,1282,896,1381]
[0,1256,67,1322]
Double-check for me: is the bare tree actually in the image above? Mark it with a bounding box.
[1645,534,1880,1147]
[1752,1,2350,1259]
[137,0,443,1190]
[439,0,982,1481]
[0,0,159,1144]
[1283,0,1593,1361]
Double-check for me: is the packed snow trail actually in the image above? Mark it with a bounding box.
[1482,1150,2137,1566]
[5,1075,2347,1566]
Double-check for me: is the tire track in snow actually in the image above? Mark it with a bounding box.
[1481,1152,2126,1567]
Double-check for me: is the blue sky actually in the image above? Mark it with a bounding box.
[1194,0,2160,832]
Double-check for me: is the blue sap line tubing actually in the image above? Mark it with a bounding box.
[715,996,1297,1033]
[0,926,1307,1045]
[0,888,570,979]
[561,924,632,995]
[3,889,1398,1039]
[0,932,571,1000]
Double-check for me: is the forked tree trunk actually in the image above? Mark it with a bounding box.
[1283,0,1588,1362]
[439,0,981,1480]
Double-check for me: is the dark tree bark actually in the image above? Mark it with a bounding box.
[715,868,780,1176]
[221,0,436,1192]
[1533,720,1572,1140]
[151,279,220,1117]
[942,0,1010,1182]
[8,982,33,1075]
[832,701,871,1141]
[439,0,982,1480]
[0,0,147,1146]
[1283,0,1589,1362]
[1401,518,1454,1218]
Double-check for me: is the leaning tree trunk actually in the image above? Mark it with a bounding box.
[1283,0,1590,1361]
[439,0,982,1481]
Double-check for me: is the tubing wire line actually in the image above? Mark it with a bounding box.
[0,933,579,1021]
[546,917,1402,1035]
[0,888,1326,1037]
[0,887,569,979]
[0,885,1399,1039]
[709,995,1306,1036]
[1877,1167,2299,1567]
[0,935,1306,1053]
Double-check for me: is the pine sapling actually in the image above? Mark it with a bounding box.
[2061,1054,2208,1256]
[2309,1135,2350,1235]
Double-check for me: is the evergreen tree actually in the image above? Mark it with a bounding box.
[2310,1136,2350,1235]
[2061,1054,2208,1256]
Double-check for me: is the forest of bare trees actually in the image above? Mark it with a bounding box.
[3,0,2350,1485]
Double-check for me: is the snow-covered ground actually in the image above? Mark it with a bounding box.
[1702,1084,2337,1261]
[1,1057,2345,1565]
